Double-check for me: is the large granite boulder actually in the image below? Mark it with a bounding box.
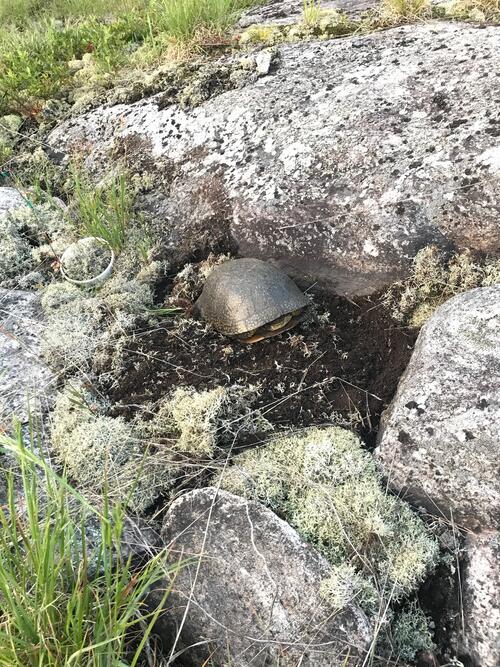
[375,285,500,530]
[47,22,500,295]
[149,488,372,666]
[0,289,56,425]
[456,530,500,667]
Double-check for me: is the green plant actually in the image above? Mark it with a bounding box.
[0,0,146,25]
[151,0,258,41]
[71,172,133,253]
[302,0,323,26]
[0,424,175,667]
[0,14,150,116]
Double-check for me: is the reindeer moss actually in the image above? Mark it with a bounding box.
[147,384,273,457]
[50,384,174,512]
[385,246,500,327]
[220,426,439,604]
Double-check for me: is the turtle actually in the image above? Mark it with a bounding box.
[196,258,309,343]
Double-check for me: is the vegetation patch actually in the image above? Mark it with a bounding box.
[0,197,72,287]
[147,384,273,456]
[219,426,439,658]
[50,382,175,512]
[384,245,500,327]
[0,425,171,667]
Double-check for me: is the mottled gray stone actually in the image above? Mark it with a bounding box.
[0,187,26,216]
[375,286,500,530]
[456,530,500,667]
[149,487,372,666]
[47,23,500,295]
[0,289,56,424]
[238,0,377,27]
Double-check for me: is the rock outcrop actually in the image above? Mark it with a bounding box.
[0,186,25,216]
[376,285,500,530]
[47,22,500,295]
[0,289,56,425]
[237,0,377,26]
[149,487,372,666]
[457,530,500,667]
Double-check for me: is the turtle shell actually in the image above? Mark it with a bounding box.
[196,258,309,336]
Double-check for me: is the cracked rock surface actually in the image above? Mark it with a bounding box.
[47,22,500,295]
[375,285,500,530]
[149,487,372,666]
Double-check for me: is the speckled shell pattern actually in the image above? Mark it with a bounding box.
[196,258,309,336]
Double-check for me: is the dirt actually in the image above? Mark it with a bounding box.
[98,276,417,448]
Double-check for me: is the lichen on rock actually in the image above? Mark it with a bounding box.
[384,245,500,327]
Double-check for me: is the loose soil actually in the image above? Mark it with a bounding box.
[99,278,417,448]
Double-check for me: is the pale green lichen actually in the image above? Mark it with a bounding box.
[41,292,105,370]
[320,563,379,614]
[389,602,435,660]
[147,384,273,457]
[238,11,356,47]
[0,199,72,286]
[50,383,174,513]
[385,246,500,327]
[219,427,438,604]
[61,237,112,281]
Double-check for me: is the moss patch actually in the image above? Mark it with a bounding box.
[50,382,174,513]
[219,426,439,603]
[147,384,273,457]
[384,245,500,327]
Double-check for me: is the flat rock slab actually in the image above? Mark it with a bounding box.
[48,22,500,295]
[376,285,500,530]
[0,289,56,425]
[149,487,372,666]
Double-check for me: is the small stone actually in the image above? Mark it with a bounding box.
[255,50,273,75]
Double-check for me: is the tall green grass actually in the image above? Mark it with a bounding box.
[71,172,133,253]
[0,425,175,667]
[0,0,261,116]
[151,0,260,40]
[0,0,146,24]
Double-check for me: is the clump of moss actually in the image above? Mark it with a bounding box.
[0,198,72,287]
[41,294,105,370]
[147,384,273,457]
[389,602,435,661]
[385,246,500,327]
[320,563,379,614]
[238,11,356,47]
[220,427,438,604]
[50,383,174,513]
